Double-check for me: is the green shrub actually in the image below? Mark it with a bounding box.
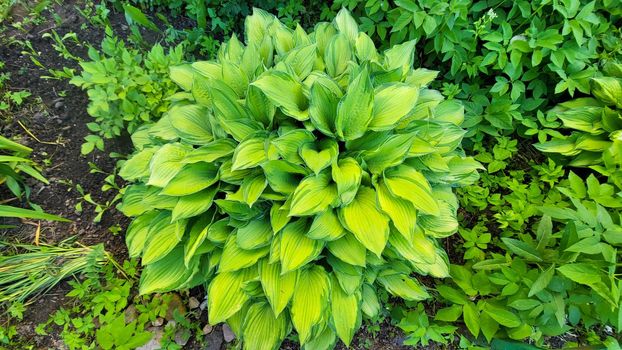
[430,170,622,345]
[327,0,622,143]
[70,30,184,154]
[117,8,481,348]
[535,61,622,187]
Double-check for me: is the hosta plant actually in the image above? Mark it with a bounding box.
[535,61,622,187]
[118,8,481,349]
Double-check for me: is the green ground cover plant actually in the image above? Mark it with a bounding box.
[117,8,481,349]
[70,30,184,154]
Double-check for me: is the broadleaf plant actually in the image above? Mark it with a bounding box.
[118,8,481,349]
[535,61,622,187]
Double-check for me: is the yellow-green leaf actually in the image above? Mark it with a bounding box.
[376,180,417,239]
[161,163,219,196]
[338,186,389,256]
[259,259,297,316]
[208,269,256,324]
[280,219,323,273]
[307,209,345,241]
[369,83,419,130]
[335,67,373,140]
[291,266,330,344]
[327,233,366,267]
[219,235,270,272]
[331,157,362,206]
[242,302,289,350]
[330,276,361,346]
[289,173,337,216]
[384,165,439,215]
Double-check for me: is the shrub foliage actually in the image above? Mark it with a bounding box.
[118,8,481,349]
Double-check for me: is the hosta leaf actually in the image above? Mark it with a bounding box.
[119,148,156,181]
[270,202,291,233]
[182,139,237,164]
[242,302,289,350]
[363,134,414,174]
[330,276,361,346]
[208,268,256,324]
[169,104,213,144]
[208,219,233,244]
[262,160,308,195]
[247,85,276,127]
[333,8,358,43]
[327,233,366,267]
[259,259,297,316]
[280,219,323,273]
[383,40,416,73]
[376,180,417,239]
[331,157,362,206]
[289,172,338,216]
[369,83,419,130]
[142,212,186,265]
[377,273,429,301]
[324,34,351,78]
[126,211,158,258]
[241,174,268,207]
[147,143,191,188]
[169,64,194,91]
[184,215,214,266]
[219,235,270,272]
[283,44,317,79]
[307,209,345,241]
[272,129,315,164]
[303,327,337,350]
[161,163,219,196]
[171,186,218,221]
[335,67,374,141]
[355,32,378,62]
[291,266,330,344]
[389,229,436,264]
[591,77,622,108]
[309,80,340,136]
[361,284,380,318]
[384,165,439,215]
[252,70,309,120]
[235,218,271,250]
[338,186,389,257]
[328,256,362,295]
[139,247,196,295]
[299,139,338,175]
[232,137,268,170]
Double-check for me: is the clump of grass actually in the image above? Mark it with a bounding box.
[0,241,109,304]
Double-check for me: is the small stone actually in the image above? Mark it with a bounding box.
[174,330,189,346]
[54,101,64,109]
[222,324,235,343]
[137,327,164,350]
[188,296,200,309]
[204,328,224,350]
[199,300,208,310]
[124,304,137,323]
[151,317,164,327]
[202,324,213,335]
